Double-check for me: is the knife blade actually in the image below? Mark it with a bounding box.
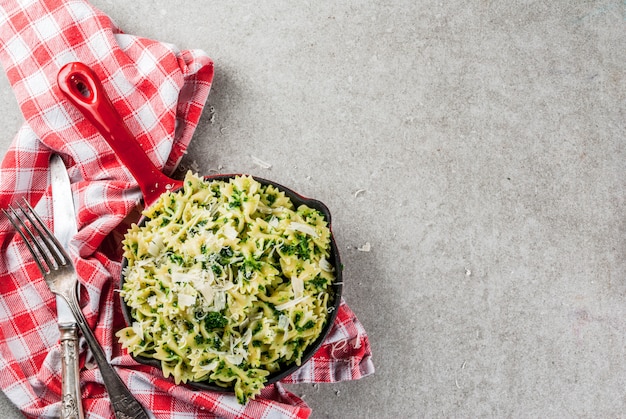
[50,154,84,419]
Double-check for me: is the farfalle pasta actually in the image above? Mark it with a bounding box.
[116,173,336,404]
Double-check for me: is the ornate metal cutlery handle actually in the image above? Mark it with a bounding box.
[59,323,84,419]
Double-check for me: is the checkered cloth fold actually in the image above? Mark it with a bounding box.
[0,0,373,418]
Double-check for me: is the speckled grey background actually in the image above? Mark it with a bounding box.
[1,1,625,417]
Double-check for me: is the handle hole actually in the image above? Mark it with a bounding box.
[75,80,91,98]
[70,75,93,100]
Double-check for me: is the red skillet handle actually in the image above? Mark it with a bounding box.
[57,62,182,207]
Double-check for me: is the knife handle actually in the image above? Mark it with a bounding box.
[59,323,84,419]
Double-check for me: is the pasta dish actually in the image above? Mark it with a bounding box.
[116,173,336,404]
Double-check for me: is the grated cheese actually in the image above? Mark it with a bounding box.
[319,257,333,272]
[275,295,311,311]
[287,222,319,238]
[291,275,304,298]
[250,155,272,169]
[357,242,371,252]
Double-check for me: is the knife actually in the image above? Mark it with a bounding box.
[50,154,85,419]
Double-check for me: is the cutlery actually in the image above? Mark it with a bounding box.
[50,154,84,419]
[3,200,150,419]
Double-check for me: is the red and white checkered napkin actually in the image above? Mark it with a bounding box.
[0,0,373,418]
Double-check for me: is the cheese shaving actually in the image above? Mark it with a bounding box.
[357,242,371,252]
[287,222,319,238]
[275,295,311,311]
[291,275,304,298]
[251,155,272,169]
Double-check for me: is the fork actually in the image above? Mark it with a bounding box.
[4,199,150,419]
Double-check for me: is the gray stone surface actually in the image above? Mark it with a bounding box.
[1,1,625,417]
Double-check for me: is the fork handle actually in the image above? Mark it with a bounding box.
[59,323,84,419]
[63,292,151,419]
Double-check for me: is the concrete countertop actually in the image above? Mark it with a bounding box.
[0,1,625,417]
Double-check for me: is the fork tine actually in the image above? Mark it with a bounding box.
[2,206,50,275]
[14,202,59,270]
[16,199,70,267]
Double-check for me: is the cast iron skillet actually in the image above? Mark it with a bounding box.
[57,62,343,391]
